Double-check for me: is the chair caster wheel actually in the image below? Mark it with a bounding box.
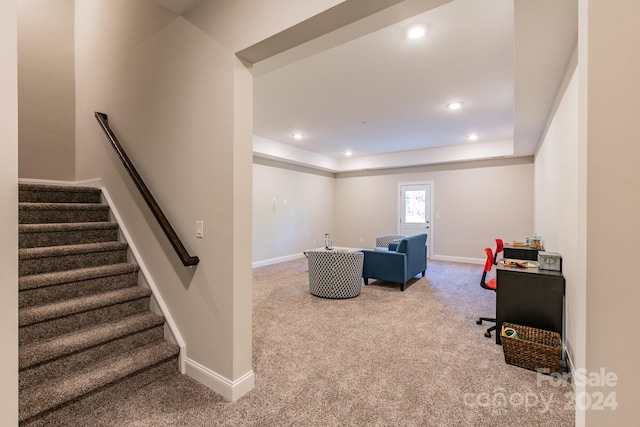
[476,319,482,325]
[484,331,492,338]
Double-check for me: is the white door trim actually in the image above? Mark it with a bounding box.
[397,181,434,259]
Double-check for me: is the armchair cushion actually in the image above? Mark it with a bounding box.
[362,233,427,291]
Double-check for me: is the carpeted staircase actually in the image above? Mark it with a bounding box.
[18,183,180,425]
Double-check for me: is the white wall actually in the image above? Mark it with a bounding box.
[253,158,335,265]
[580,0,640,425]
[335,158,534,261]
[18,0,75,180]
[0,0,19,422]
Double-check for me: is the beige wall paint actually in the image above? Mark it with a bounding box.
[253,159,335,263]
[232,56,254,379]
[74,0,346,393]
[74,0,245,382]
[581,0,640,424]
[185,0,345,52]
[18,0,75,180]
[0,0,19,422]
[253,158,533,264]
[335,159,534,260]
[534,66,583,406]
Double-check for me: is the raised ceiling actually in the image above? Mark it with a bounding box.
[251,0,577,172]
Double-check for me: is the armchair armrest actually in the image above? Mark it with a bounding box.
[361,250,407,284]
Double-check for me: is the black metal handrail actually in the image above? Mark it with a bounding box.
[95,112,199,266]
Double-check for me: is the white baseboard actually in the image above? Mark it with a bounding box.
[253,252,305,268]
[563,345,586,426]
[101,186,187,373]
[255,253,483,268]
[19,177,103,187]
[565,345,576,380]
[185,358,254,402]
[430,254,484,265]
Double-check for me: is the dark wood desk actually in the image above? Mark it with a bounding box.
[503,244,542,261]
[495,263,564,344]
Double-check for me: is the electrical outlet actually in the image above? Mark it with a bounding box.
[196,221,204,238]
[359,237,364,243]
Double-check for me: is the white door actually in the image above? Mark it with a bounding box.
[399,183,432,258]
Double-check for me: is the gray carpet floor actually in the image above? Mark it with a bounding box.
[33,258,575,426]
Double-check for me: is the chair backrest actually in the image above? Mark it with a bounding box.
[396,233,427,276]
[493,238,504,264]
[481,247,494,287]
[395,233,426,253]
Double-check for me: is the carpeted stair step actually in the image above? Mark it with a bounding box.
[19,263,139,309]
[19,242,129,276]
[23,358,179,427]
[19,340,179,423]
[17,183,181,424]
[19,222,119,249]
[19,286,152,345]
[19,183,102,204]
[20,311,164,369]
[19,312,166,390]
[19,202,110,224]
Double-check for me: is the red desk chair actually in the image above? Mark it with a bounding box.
[494,238,504,265]
[476,247,497,338]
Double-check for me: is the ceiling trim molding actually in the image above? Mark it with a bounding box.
[334,155,535,178]
[254,135,514,173]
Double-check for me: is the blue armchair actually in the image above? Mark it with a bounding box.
[362,233,427,291]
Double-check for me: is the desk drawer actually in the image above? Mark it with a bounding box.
[504,246,539,261]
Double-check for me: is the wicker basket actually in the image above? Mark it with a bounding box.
[501,323,562,373]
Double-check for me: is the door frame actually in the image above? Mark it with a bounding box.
[397,181,434,259]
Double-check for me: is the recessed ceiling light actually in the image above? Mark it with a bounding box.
[345,150,352,157]
[407,25,427,40]
[447,102,463,110]
[293,133,303,140]
[468,134,479,141]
